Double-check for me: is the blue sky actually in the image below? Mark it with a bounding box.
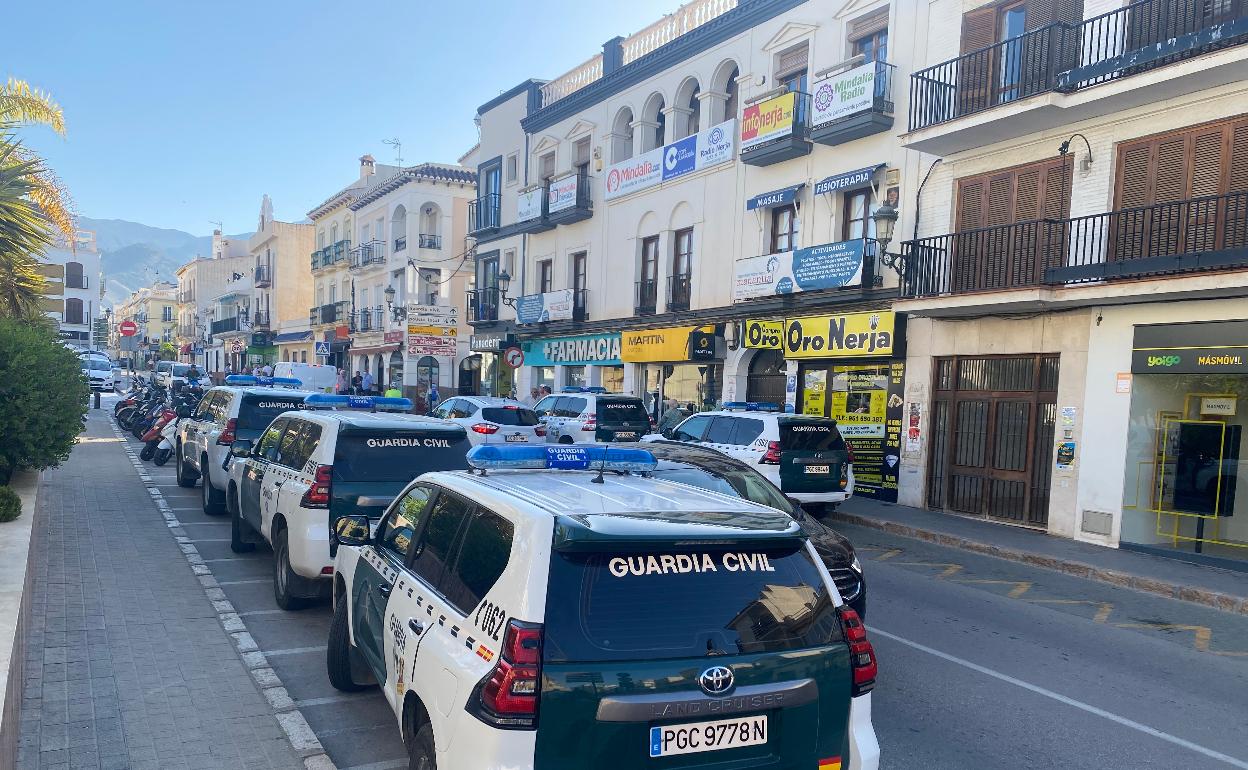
[6,0,680,235]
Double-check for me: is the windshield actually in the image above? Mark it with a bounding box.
[83,359,111,372]
[236,395,305,430]
[481,406,540,426]
[544,545,838,663]
[172,364,191,377]
[651,466,792,512]
[157,362,173,373]
[332,431,471,483]
[596,400,649,424]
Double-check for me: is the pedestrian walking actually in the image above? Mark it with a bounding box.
[260,363,272,377]
[361,370,374,394]
[522,387,540,407]
[336,368,347,394]
[351,371,363,394]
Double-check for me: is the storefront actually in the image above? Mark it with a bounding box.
[466,330,517,398]
[621,325,722,418]
[520,332,623,394]
[273,330,315,364]
[1118,319,1248,565]
[732,311,905,502]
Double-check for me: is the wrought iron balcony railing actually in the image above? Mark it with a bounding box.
[635,279,657,316]
[666,273,692,312]
[466,288,500,322]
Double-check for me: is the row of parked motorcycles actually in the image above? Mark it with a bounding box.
[114,380,204,465]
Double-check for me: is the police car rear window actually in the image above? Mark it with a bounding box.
[596,400,648,424]
[237,396,305,429]
[543,545,840,663]
[779,420,848,452]
[332,432,471,483]
[481,407,540,426]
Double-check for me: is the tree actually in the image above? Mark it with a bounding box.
[0,79,73,239]
[0,317,87,484]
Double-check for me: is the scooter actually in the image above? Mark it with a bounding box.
[153,403,193,466]
[140,407,178,460]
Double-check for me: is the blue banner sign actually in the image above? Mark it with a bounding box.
[814,164,883,196]
[746,184,804,211]
[733,240,865,301]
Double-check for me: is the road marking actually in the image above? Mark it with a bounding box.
[872,627,1248,769]
[954,579,1033,598]
[188,538,231,543]
[180,521,229,525]
[338,760,407,770]
[1116,623,1211,651]
[894,561,963,578]
[1029,599,1115,623]
[217,578,271,586]
[294,693,373,708]
[202,557,249,563]
[238,609,286,617]
[265,646,327,657]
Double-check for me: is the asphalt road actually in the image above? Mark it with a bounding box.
[103,397,1248,770]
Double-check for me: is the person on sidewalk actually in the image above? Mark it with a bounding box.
[384,384,402,398]
[351,371,362,394]
[361,370,374,394]
[336,368,347,394]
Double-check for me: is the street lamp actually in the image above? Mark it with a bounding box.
[496,270,518,308]
[871,201,903,274]
[384,284,407,321]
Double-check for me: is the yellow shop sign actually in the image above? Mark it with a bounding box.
[622,325,716,362]
[782,311,895,358]
[743,319,784,349]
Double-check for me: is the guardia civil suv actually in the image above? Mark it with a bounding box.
[225,394,471,610]
[327,444,880,770]
[175,375,314,515]
[533,387,652,444]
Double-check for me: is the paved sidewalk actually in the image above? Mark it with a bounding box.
[835,497,1248,614]
[17,409,306,770]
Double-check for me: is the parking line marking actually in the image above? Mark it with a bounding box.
[294,693,373,708]
[338,760,407,770]
[1029,599,1115,623]
[872,627,1248,769]
[894,561,963,578]
[217,578,271,586]
[954,579,1033,598]
[238,609,286,617]
[265,646,327,657]
[1115,623,1212,651]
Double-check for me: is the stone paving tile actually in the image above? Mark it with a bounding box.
[17,410,305,770]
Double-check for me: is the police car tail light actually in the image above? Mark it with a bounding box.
[471,423,500,435]
[217,418,238,446]
[838,607,876,696]
[761,441,782,465]
[300,465,333,508]
[469,620,543,729]
[534,425,546,437]
[581,415,596,431]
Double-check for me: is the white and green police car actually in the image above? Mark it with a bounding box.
[327,444,880,770]
[224,394,471,610]
[175,375,313,515]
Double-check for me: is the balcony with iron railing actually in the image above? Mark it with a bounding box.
[635,278,658,316]
[64,274,89,290]
[546,174,594,225]
[665,273,692,312]
[351,307,384,334]
[810,62,896,147]
[349,241,387,271]
[418,234,442,249]
[211,317,240,335]
[573,288,589,322]
[740,92,813,167]
[177,323,198,339]
[469,193,501,235]
[466,288,501,323]
[178,289,194,303]
[309,301,350,326]
[394,236,407,252]
[900,192,1248,301]
[253,262,272,288]
[251,309,271,330]
[906,0,1248,153]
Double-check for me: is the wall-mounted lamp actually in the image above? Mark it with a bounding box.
[871,202,903,274]
[497,271,518,308]
[384,285,407,321]
[1058,133,1094,174]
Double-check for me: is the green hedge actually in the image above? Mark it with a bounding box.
[0,486,19,522]
[0,318,88,484]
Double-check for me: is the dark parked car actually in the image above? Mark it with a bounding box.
[619,440,866,618]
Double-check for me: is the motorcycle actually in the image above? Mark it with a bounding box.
[117,384,166,432]
[140,407,178,460]
[154,403,194,466]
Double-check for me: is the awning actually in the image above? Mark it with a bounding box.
[272,330,314,344]
[350,343,400,358]
[814,164,885,196]
[746,184,805,211]
[179,344,192,354]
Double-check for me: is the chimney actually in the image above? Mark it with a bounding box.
[360,154,376,180]
[602,36,625,76]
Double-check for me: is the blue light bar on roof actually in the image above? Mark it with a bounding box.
[466,444,657,472]
[303,394,413,411]
[722,401,781,412]
[224,375,303,388]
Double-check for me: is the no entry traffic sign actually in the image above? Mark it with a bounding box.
[118,320,138,337]
[503,345,524,368]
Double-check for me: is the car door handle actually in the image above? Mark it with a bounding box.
[377,582,392,598]
[408,618,426,635]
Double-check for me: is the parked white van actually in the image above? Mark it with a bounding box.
[273,361,338,393]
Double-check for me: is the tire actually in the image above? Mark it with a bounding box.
[117,409,135,430]
[175,445,197,488]
[153,447,172,466]
[140,441,157,461]
[559,435,574,444]
[406,721,436,770]
[326,590,367,692]
[230,487,256,554]
[201,457,226,515]
[273,528,310,611]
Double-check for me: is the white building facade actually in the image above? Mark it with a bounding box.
[41,230,104,349]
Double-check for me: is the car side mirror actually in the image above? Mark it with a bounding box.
[230,439,254,458]
[334,514,371,547]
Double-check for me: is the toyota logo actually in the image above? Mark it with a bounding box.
[699,666,735,696]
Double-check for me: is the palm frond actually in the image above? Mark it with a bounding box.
[0,79,66,135]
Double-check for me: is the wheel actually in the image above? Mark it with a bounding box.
[559,435,574,444]
[117,409,134,430]
[326,589,368,692]
[153,447,172,466]
[406,720,436,770]
[273,528,310,610]
[131,419,147,439]
[201,457,226,515]
[230,488,256,554]
[140,441,157,461]
[175,445,197,488]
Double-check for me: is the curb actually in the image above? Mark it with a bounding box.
[830,511,1248,616]
[110,416,338,770]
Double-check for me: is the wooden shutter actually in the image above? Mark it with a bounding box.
[1229,122,1248,249]
[959,8,997,116]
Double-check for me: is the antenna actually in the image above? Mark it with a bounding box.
[209,220,223,232]
[382,138,402,166]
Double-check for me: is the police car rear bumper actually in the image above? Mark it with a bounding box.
[287,516,333,580]
[788,490,852,504]
[438,713,537,770]
[847,692,880,770]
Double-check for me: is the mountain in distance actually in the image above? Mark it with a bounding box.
[78,217,252,304]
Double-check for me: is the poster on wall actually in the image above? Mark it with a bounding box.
[802,370,826,416]
[515,289,574,325]
[733,240,865,301]
[905,402,923,453]
[883,361,905,499]
[829,365,887,497]
[811,62,878,126]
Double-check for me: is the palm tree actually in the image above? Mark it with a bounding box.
[0,78,73,320]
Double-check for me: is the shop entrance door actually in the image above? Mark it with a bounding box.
[746,350,787,404]
[928,355,1059,528]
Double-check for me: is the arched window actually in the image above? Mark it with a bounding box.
[641,93,666,151]
[674,78,701,138]
[64,298,84,325]
[64,261,85,290]
[330,222,339,244]
[612,107,635,162]
[712,61,740,123]
[418,204,441,248]
[391,205,408,251]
